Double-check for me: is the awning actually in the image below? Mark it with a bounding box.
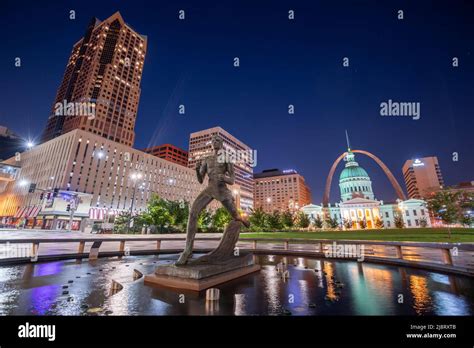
[14,207,26,218]
[26,206,41,218]
[89,208,125,220]
[89,208,106,220]
[14,206,41,218]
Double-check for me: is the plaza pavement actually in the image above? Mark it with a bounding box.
[0,228,223,258]
[0,229,472,274]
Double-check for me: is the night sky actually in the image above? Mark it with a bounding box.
[0,0,473,203]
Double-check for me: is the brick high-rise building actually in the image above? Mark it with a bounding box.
[402,156,444,199]
[42,12,147,147]
[144,144,189,167]
[188,127,255,212]
[254,169,311,213]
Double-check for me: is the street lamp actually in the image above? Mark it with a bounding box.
[131,173,142,181]
[18,179,34,229]
[130,173,143,211]
[128,173,143,232]
[18,179,29,187]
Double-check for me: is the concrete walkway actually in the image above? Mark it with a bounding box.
[0,229,221,258]
[0,229,473,277]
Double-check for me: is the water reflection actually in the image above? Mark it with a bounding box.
[233,293,246,315]
[409,275,432,315]
[30,285,60,315]
[432,291,470,316]
[0,255,473,316]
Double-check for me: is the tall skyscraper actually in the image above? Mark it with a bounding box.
[42,12,147,147]
[188,126,254,212]
[402,156,444,199]
[254,169,311,213]
[144,144,189,167]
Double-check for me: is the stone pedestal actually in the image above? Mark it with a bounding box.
[144,253,260,291]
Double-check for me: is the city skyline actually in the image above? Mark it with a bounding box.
[1,0,473,203]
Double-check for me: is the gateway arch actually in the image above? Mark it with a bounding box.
[323,149,406,206]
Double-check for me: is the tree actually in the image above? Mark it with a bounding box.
[212,207,232,231]
[419,216,428,228]
[313,215,323,229]
[343,218,352,230]
[460,215,472,227]
[296,211,310,229]
[394,212,404,229]
[281,210,294,229]
[427,190,473,238]
[144,195,174,233]
[358,219,367,229]
[198,209,212,231]
[249,207,267,230]
[267,210,283,230]
[114,212,133,233]
[374,217,384,229]
[167,200,189,231]
[459,191,474,226]
[114,211,146,234]
[325,216,339,229]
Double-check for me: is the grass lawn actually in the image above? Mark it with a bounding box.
[241,228,474,243]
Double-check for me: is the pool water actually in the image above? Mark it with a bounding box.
[0,254,473,315]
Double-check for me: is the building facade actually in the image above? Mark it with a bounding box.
[42,12,147,147]
[402,156,444,199]
[254,169,311,213]
[339,151,375,201]
[0,129,202,227]
[144,144,189,167]
[188,126,254,212]
[302,150,431,229]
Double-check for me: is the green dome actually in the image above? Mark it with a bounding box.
[340,166,369,180]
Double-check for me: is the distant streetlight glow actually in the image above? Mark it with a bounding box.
[131,173,142,181]
[19,179,29,187]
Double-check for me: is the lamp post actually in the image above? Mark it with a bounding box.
[128,173,142,232]
[18,180,32,229]
[26,141,34,150]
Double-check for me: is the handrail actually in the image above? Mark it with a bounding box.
[0,235,473,276]
[0,236,472,250]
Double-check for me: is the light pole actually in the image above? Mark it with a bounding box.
[128,173,142,232]
[18,180,32,229]
[67,193,81,232]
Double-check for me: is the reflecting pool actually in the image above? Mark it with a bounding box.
[0,254,473,315]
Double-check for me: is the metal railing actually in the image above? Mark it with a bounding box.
[0,236,473,276]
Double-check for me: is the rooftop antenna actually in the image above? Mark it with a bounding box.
[345,130,351,151]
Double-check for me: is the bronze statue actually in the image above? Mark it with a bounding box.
[176,134,249,265]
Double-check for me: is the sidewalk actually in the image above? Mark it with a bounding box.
[0,229,223,259]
